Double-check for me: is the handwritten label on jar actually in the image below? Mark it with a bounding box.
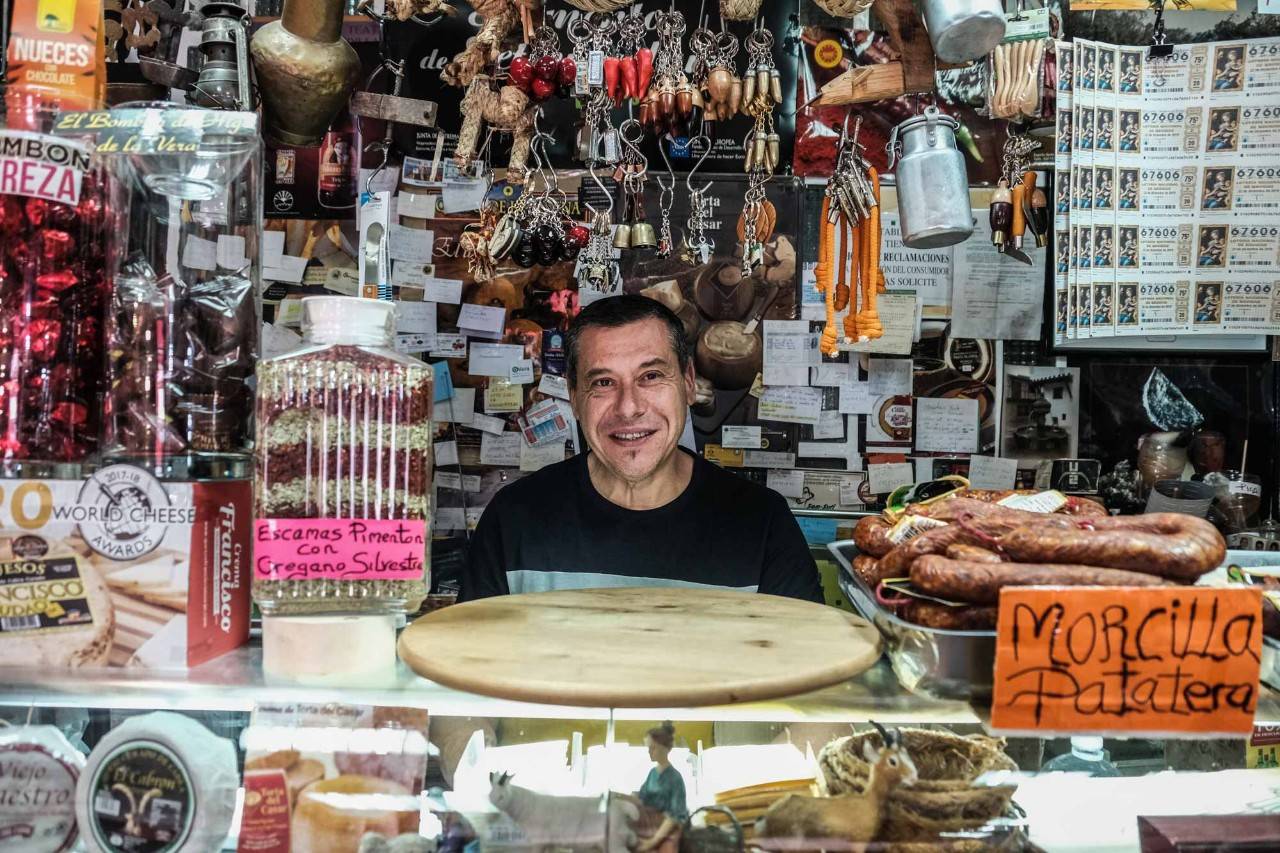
[1229,480,1263,497]
[254,519,427,581]
[992,587,1262,735]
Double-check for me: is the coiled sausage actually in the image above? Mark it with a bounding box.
[998,513,1226,580]
[910,555,1176,605]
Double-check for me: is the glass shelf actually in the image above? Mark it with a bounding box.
[0,645,978,723]
[3,645,1277,728]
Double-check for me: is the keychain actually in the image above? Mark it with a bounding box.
[639,10,697,137]
[690,22,740,124]
[815,116,884,353]
[739,24,781,273]
[990,131,1043,261]
[614,119,655,250]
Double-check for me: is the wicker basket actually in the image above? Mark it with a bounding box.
[563,0,631,11]
[818,729,1019,842]
[720,0,763,21]
[680,806,743,853]
[814,0,876,17]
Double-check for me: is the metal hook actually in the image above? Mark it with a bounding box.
[363,140,390,196]
[685,134,714,194]
[656,132,677,195]
[585,159,614,219]
[619,118,647,177]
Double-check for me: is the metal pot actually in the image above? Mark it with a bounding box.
[250,0,360,147]
[916,0,1006,65]
[888,107,974,249]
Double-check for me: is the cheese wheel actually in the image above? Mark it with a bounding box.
[75,712,237,853]
[0,725,85,852]
[292,776,419,853]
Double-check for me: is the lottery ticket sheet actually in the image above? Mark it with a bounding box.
[1055,36,1280,342]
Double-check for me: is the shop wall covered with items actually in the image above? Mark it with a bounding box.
[1,0,1278,624]
[3,0,1280,851]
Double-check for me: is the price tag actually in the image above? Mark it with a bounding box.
[254,519,426,581]
[992,587,1263,735]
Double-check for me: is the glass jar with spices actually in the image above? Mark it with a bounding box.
[253,296,433,618]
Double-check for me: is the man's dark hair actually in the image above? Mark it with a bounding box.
[564,294,689,387]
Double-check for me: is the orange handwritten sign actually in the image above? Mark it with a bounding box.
[992,587,1262,735]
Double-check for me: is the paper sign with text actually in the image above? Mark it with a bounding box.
[992,587,1263,735]
[254,519,427,581]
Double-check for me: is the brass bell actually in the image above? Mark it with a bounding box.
[631,221,657,249]
[613,223,632,250]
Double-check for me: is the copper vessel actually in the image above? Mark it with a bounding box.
[250,0,359,147]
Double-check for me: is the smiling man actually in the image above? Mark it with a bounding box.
[459,295,823,602]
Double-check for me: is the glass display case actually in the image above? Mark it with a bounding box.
[2,560,1279,853]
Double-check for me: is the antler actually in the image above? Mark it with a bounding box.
[869,721,895,748]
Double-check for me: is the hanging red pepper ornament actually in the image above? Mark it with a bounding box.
[604,55,622,105]
[619,55,639,104]
[636,48,654,100]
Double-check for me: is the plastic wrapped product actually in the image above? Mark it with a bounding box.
[0,725,86,852]
[75,712,238,853]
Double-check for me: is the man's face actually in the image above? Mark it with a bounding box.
[570,317,695,485]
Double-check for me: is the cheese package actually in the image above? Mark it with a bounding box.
[0,464,251,668]
[240,703,429,852]
[76,712,238,853]
[0,725,86,852]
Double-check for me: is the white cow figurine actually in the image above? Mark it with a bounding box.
[489,772,639,853]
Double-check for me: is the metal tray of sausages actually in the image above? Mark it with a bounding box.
[828,540,995,701]
[1215,549,1280,692]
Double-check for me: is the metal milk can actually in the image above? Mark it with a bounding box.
[888,106,974,249]
[917,0,1007,64]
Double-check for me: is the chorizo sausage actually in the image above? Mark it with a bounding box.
[900,600,998,630]
[878,510,1076,577]
[853,516,894,558]
[999,513,1226,580]
[945,544,1004,563]
[1064,496,1108,517]
[851,554,882,587]
[910,555,1177,605]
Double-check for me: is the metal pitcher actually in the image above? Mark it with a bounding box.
[888,107,974,249]
[916,0,1006,64]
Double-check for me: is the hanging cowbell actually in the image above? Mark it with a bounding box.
[250,0,360,146]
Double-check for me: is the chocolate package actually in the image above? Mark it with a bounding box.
[0,132,118,463]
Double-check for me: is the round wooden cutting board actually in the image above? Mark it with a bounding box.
[397,587,883,708]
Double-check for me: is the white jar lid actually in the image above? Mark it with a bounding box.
[302,295,395,346]
[262,613,398,685]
